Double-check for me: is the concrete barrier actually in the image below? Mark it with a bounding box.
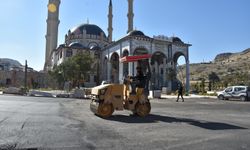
[162,87,167,94]
[28,90,54,97]
[149,90,161,99]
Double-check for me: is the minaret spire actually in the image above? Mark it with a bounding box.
[44,0,60,71]
[108,0,113,42]
[127,0,134,33]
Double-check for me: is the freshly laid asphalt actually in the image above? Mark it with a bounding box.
[0,95,250,150]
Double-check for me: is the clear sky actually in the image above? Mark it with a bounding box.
[0,0,249,71]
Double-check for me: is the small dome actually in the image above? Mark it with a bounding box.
[69,42,86,49]
[127,30,145,36]
[71,24,107,38]
[171,37,183,43]
[90,45,101,50]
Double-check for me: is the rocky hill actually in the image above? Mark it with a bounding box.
[177,48,250,85]
[214,53,233,62]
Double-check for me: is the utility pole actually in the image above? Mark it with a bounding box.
[24,60,28,90]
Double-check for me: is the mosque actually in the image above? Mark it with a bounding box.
[44,0,191,92]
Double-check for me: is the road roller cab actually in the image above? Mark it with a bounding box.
[90,54,152,118]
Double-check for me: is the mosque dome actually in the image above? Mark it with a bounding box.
[0,58,22,70]
[0,58,22,67]
[71,24,107,38]
[171,37,184,43]
[127,30,145,36]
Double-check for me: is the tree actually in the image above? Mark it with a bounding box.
[71,53,94,87]
[200,78,205,94]
[49,52,95,89]
[208,72,220,90]
[48,65,65,89]
[167,68,177,81]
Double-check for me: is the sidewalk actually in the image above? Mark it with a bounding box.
[160,94,217,99]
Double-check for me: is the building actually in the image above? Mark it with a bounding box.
[44,0,191,92]
[0,58,47,88]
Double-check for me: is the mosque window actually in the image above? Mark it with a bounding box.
[66,50,73,57]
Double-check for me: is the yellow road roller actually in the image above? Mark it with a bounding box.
[90,54,151,118]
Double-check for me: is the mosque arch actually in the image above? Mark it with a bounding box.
[122,49,129,55]
[173,52,187,64]
[172,52,188,91]
[151,51,166,65]
[110,52,119,83]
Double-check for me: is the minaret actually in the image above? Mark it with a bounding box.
[44,0,60,71]
[108,0,113,43]
[127,0,134,33]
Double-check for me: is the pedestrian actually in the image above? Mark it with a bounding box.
[176,83,184,102]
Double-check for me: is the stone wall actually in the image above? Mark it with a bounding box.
[0,70,47,89]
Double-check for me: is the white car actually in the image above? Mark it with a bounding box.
[217,86,249,101]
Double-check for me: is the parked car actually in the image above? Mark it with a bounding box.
[217,86,249,101]
[101,80,110,85]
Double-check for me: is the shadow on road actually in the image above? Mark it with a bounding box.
[107,114,247,130]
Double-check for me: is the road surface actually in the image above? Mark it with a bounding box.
[0,95,250,150]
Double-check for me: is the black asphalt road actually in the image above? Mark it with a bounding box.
[0,95,250,150]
